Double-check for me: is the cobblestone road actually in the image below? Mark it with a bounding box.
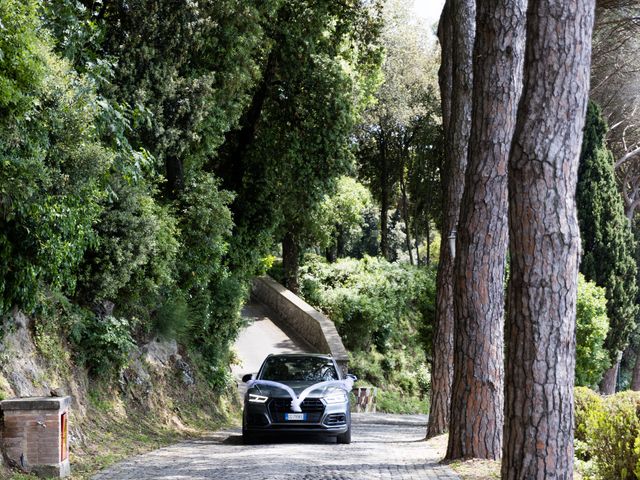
[92,414,460,480]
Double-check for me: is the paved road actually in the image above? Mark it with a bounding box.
[92,414,460,480]
[231,300,313,397]
[93,300,461,479]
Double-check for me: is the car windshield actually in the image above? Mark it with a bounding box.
[260,356,339,382]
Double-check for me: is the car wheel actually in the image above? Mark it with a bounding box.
[242,427,258,445]
[242,420,257,445]
[337,426,351,444]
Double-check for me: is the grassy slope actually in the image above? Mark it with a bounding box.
[0,330,240,480]
[2,386,238,480]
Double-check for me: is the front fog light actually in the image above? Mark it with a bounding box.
[248,393,269,403]
[324,391,347,404]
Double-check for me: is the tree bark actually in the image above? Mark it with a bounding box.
[632,352,640,391]
[380,132,390,260]
[599,352,621,394]
[165,155,184,198]
[401,172,414,265]
[215,49,277,193]
[415,221,421,266]
[426,0,474,439]
[502,0,594,477]
[282,231,300,294]
[325,243,337,263]
[336,225,346,258]
[446,0,526,461]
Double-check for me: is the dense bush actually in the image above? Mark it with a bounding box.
[0,5,111,313]
[176,172,234,293]
[72,313,136,377]
[78,178,178,315]
[575,386,603,445]
[575,387,640,479]
[576,274,611,388]
[299,254,436,351]
[297,254,435,411]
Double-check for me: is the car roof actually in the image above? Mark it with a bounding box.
[265,353,333,360]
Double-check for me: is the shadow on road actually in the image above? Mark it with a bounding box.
[223,433,336,446]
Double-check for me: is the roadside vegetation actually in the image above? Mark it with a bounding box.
[2,0,640,478]
[299,255,435,413]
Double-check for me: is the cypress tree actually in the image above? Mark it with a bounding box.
[576,101,638,391]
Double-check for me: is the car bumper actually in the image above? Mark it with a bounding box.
[243,398,350,435]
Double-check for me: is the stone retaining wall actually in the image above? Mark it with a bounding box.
[251,276,349,374]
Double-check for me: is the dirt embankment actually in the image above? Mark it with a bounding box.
[0,309,238,479]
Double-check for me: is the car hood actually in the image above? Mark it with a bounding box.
[249,380,340,398]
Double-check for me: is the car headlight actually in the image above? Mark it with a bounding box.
[324,391,347,404]
[248,393,269,403]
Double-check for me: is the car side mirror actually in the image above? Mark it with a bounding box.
[346,374,357,382]
[242,373,253,383]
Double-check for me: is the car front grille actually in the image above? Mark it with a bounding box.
[268,397,325,423]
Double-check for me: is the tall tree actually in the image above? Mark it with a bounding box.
[212,1,382,293]
[446,0,526,460]
[589,1,640,220]
[426,0,474,439]
[406,100,443,266]
[358,0,438,262]
[502,0,595,476]
[576,101,638,394]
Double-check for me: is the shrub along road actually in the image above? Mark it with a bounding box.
[92,414,460,480]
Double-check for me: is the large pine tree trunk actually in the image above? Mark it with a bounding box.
[426,0,474,439]
[446,0,526,461]
[502,0,594,476]
[426,0,454,438]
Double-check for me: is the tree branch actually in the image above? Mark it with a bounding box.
[615,145,640,169]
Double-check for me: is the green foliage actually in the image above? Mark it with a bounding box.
[300,254,435,352]
[1,0,384,388]
[0,4,110,314]
[78,178,178,315]
[297,254,435,408]
[357,0,441,259]
[0,0,44,116]
[216,0,383,284]
[376,389,429,414]
[313,176,374,252]
[577,102,639,362]
[176,172,234,293]
[152,293,191,341]
[576,389,640,479]
[74,314,136,377]
[575,386,604,445]
[576,274,611,388]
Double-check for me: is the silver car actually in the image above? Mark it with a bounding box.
[242,353,352,444]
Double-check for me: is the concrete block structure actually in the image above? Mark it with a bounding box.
[252,276,349,375]
[1,396,71,478]
[353,387,378,413]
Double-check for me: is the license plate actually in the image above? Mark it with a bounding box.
[285,413,306,421]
